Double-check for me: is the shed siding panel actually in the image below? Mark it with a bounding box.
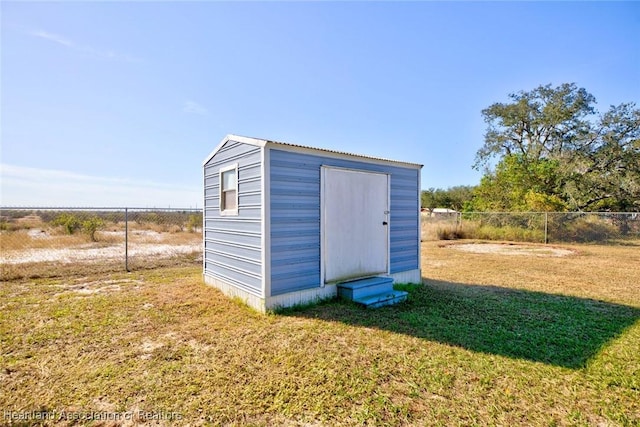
[203,140,262,295]
[269,149,419,296]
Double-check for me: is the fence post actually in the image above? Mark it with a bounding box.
[544,212,548,244]
[125,208,129,272]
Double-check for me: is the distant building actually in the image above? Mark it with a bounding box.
[427,208,459,218]
[432,208,458,214]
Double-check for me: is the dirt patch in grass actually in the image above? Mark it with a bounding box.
[27,228,51,239]
[446,242,575,257]
[54,278,145,296]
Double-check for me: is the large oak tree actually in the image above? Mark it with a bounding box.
[473,83,640,212]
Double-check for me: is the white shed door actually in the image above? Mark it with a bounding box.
[322,167,389,283]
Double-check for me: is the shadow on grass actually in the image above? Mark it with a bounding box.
[282,279,640,369]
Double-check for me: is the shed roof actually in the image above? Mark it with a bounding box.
[203,134,423,169]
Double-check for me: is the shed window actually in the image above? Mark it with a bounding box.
[220,165,238,215]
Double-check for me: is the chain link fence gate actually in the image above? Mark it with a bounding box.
[0,207,203,281]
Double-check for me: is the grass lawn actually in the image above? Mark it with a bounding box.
[1,241,639,426]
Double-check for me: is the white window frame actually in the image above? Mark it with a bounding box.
[219,163,239,216]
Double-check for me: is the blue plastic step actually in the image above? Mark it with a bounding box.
[353,290,408,308]
[337,276,394,300]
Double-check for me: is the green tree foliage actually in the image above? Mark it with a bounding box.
[52,213,104,240]
[472,155,567,211]
[473,83,640,212]
[564,103,640,211]
[52,213,81,235]
[421,186,475,211]
[187,214,202,232]
[82,217,104,242]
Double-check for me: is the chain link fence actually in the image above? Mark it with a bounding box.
[1,207,202,280]
[421,211,640,244]
[4,207,638,280]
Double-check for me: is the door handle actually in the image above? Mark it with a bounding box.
[382,221,388,225]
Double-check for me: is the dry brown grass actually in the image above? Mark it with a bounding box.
[0,226,200,250]
[1,242,639,426]
[1,230,87,251]
[421,219,460,241]
[424,240,640,306]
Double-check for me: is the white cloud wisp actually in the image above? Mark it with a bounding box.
[182,100,208,116]
[30,29,142,63]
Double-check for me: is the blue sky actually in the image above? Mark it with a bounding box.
[1,1,638,207]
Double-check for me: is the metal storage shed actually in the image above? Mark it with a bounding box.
[203,134,423,312]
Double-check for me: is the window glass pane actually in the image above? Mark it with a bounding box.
[222,169,236,190]
[223,190,237,210]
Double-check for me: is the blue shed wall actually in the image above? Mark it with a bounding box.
[203,140,263,295]
[269,148,420,296]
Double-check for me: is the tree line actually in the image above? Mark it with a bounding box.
[423,83,639,212]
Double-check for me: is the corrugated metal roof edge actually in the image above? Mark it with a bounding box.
[203,134,423,169]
